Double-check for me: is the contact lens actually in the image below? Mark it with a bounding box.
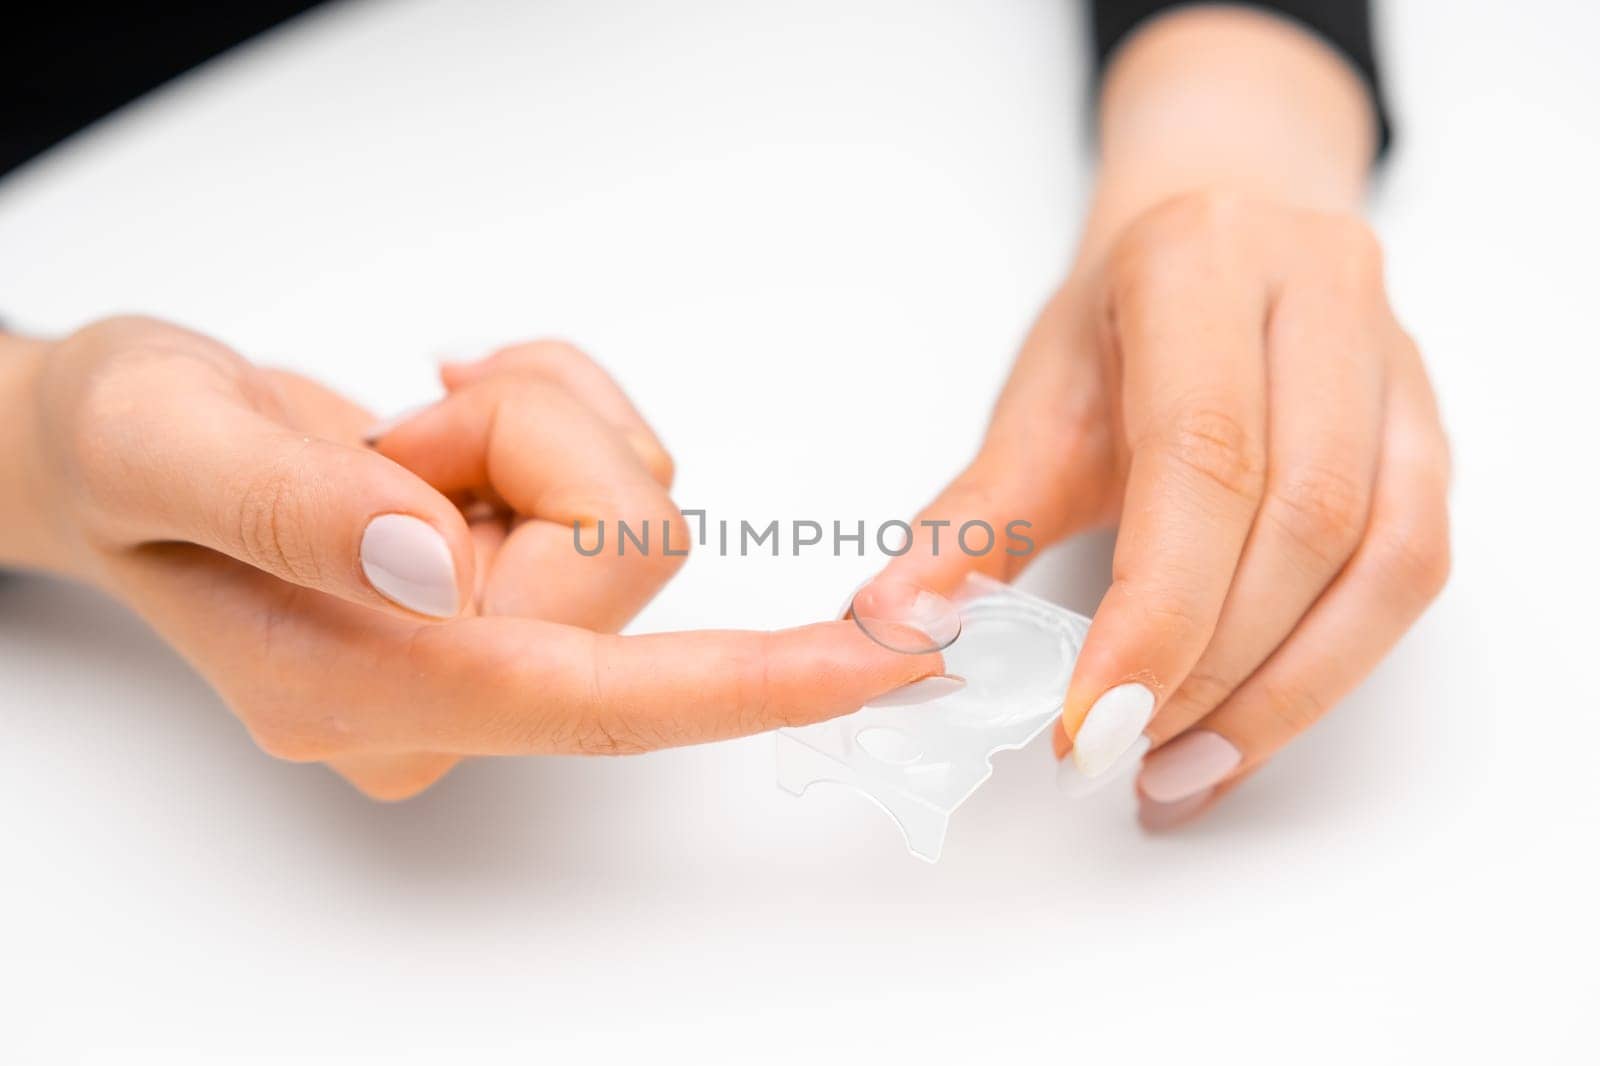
[848,579,963,654]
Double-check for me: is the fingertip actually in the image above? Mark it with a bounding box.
[795,620,949,708]
[362,400,437,445]
[1057,605,1163,773]
[804,618,947,675]
[1051,717,1071,761]
[1137,788,1215,832]
[1056,592,1160,740]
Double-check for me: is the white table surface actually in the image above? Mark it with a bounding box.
[2,1,1595,1061]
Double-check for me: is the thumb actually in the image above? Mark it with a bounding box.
[870,428,1104,613]
[876,450,1058,596]
[875,306,1111,594]
[100,394,474,619]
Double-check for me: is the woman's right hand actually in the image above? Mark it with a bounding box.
[0,316,944,798]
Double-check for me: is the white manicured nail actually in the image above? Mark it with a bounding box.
[865,675,966,707]
[360,514,459,617]
[1057,734,1150,797]
[1072,683,1157,778]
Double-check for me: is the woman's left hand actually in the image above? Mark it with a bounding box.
[874,188,1452,827]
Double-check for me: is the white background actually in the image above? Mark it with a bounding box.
[1,0,1596,1061]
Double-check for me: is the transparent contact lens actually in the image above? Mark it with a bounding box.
[849,579,963,654]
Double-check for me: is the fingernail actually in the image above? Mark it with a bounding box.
[360,514,459,617]
[1137,730,1241,804]
[865,674,966,707]
[362,402,433,444]
[1072,683,1157,778]
[1057,734,1150,797]
[1138,788,1214,831]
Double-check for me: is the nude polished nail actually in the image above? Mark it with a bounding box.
[1137,730,1241,803]
[865,675,967,707]
[360,514,459,617]
[1072,683,1157,778]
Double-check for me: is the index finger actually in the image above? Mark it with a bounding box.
[875,289,1110,596]
[1061,225,1269,776]
[440,340,675,486]
[389,619,947,755]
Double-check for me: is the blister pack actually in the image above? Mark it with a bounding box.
[776,574,1090,862]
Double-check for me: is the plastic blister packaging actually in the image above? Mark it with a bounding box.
[776,575,1090,862]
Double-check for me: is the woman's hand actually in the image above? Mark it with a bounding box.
[0,316,943,799]
[873,8,1451,827]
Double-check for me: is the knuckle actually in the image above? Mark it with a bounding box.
[735,631,789,733]
[1108,576,1213,648]
[550,633,662,756]
[63,370,138,492]
[1257,679,1327,736]
[1107,191,1274,310]
[1167,669,1238,722]
[1166,188,1250,237]
[52,330,253,521]
[1155,406,1266,504]
[1370,503,1453,603]
[569,715,655,756]
[1105,226,1155,291]
[1120,189,1248,265]
[1263,464,1371,570]
[60,348,187,511]
[1321,215,1385,290]
[233,456,323,587]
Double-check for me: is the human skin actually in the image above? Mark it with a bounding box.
[0,317,945,799]
[875,7,1452,826]
[0,7,1450,825]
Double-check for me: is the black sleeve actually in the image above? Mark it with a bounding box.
[1089,0,1391,157]
[0,3,326,180]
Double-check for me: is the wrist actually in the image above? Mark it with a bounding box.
[1078,6,1378,261]
[0,331,72,574]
